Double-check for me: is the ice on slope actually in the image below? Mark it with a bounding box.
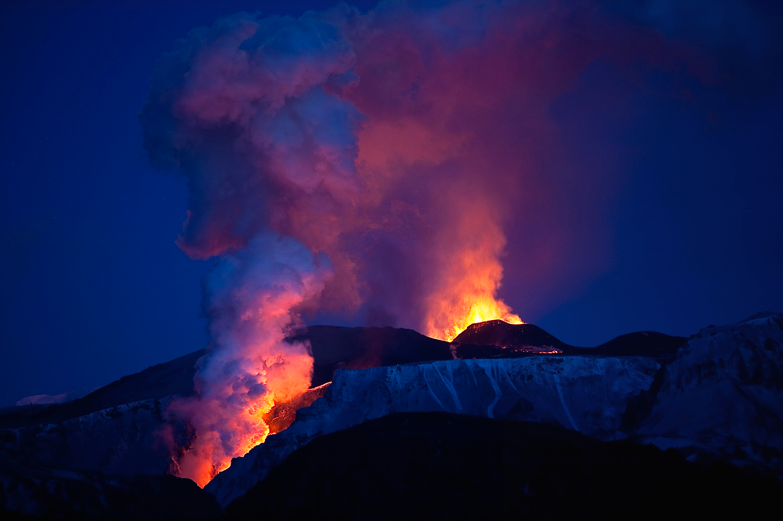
[637,312,783,472]
[207,355,659,506]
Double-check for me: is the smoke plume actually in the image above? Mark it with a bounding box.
[141,0,776,485]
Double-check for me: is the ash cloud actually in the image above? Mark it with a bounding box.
[140,0,778,484]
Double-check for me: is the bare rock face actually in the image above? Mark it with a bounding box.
[634,313,783,474]
[207,355,660,506]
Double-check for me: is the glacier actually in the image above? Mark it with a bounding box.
[207,355,660,506]
[635,312,783,473]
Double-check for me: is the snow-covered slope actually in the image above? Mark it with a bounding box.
[207,356,660,506]
[0,399,172,477]
[635,313,783,473]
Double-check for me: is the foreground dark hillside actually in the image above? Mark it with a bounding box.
[226,412,782,521]
[0,462,220,521]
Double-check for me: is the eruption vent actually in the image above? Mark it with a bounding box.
[141,0,729,485]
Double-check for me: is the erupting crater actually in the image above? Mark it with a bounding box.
[434,299,524,342]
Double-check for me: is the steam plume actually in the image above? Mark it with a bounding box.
[165,235,330,485]
[141,0,776,485]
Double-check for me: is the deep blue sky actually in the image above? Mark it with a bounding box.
[1,0,782,406]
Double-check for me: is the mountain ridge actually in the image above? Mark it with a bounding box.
[1,315,782,519]
[0,323,687,429]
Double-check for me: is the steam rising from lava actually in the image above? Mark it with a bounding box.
[164,235,330,485]
[141,0,760,485]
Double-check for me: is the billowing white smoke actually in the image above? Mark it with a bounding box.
[166,234,331,485]
[142,0,774,486]
[144,11,361,486]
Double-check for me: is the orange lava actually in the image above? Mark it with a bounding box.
[423,270,524,343]
[169,347,315,488]
[422,219,524,342]
[429,296,523,342]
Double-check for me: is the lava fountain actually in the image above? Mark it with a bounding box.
[141,0,705,487]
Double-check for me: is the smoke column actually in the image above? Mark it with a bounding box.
[141,0,768,485]
[163,235,330,484]
[143,10,363,485]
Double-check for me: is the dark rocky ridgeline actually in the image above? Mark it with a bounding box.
[207,313,783,506]
[589,330,688,358]
[224,412,783,521]
[0,322,681,432]
[453,319,688,359]
[287,326,454,386]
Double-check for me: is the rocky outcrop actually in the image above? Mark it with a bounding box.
[207,355,660,506]
[634,313,783,474]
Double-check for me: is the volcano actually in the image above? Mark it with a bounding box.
[453,320,687,358]
[1,314,782,519]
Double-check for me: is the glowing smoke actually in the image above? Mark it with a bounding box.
[141,0,774,485]
[164,235,330,485]
[142,10,361,485]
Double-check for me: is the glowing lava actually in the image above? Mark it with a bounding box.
[422,222,524,342]
[163,234,330,489]
[432,297,523,342]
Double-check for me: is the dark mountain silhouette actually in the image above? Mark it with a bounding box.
[453,319,687,358]
[0,437,220,521]
[454,320,570,351]
[225,411,782,520]
[289,326,454,386]
[0,323,686,430]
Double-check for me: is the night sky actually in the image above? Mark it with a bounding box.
[1,0,782,407]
